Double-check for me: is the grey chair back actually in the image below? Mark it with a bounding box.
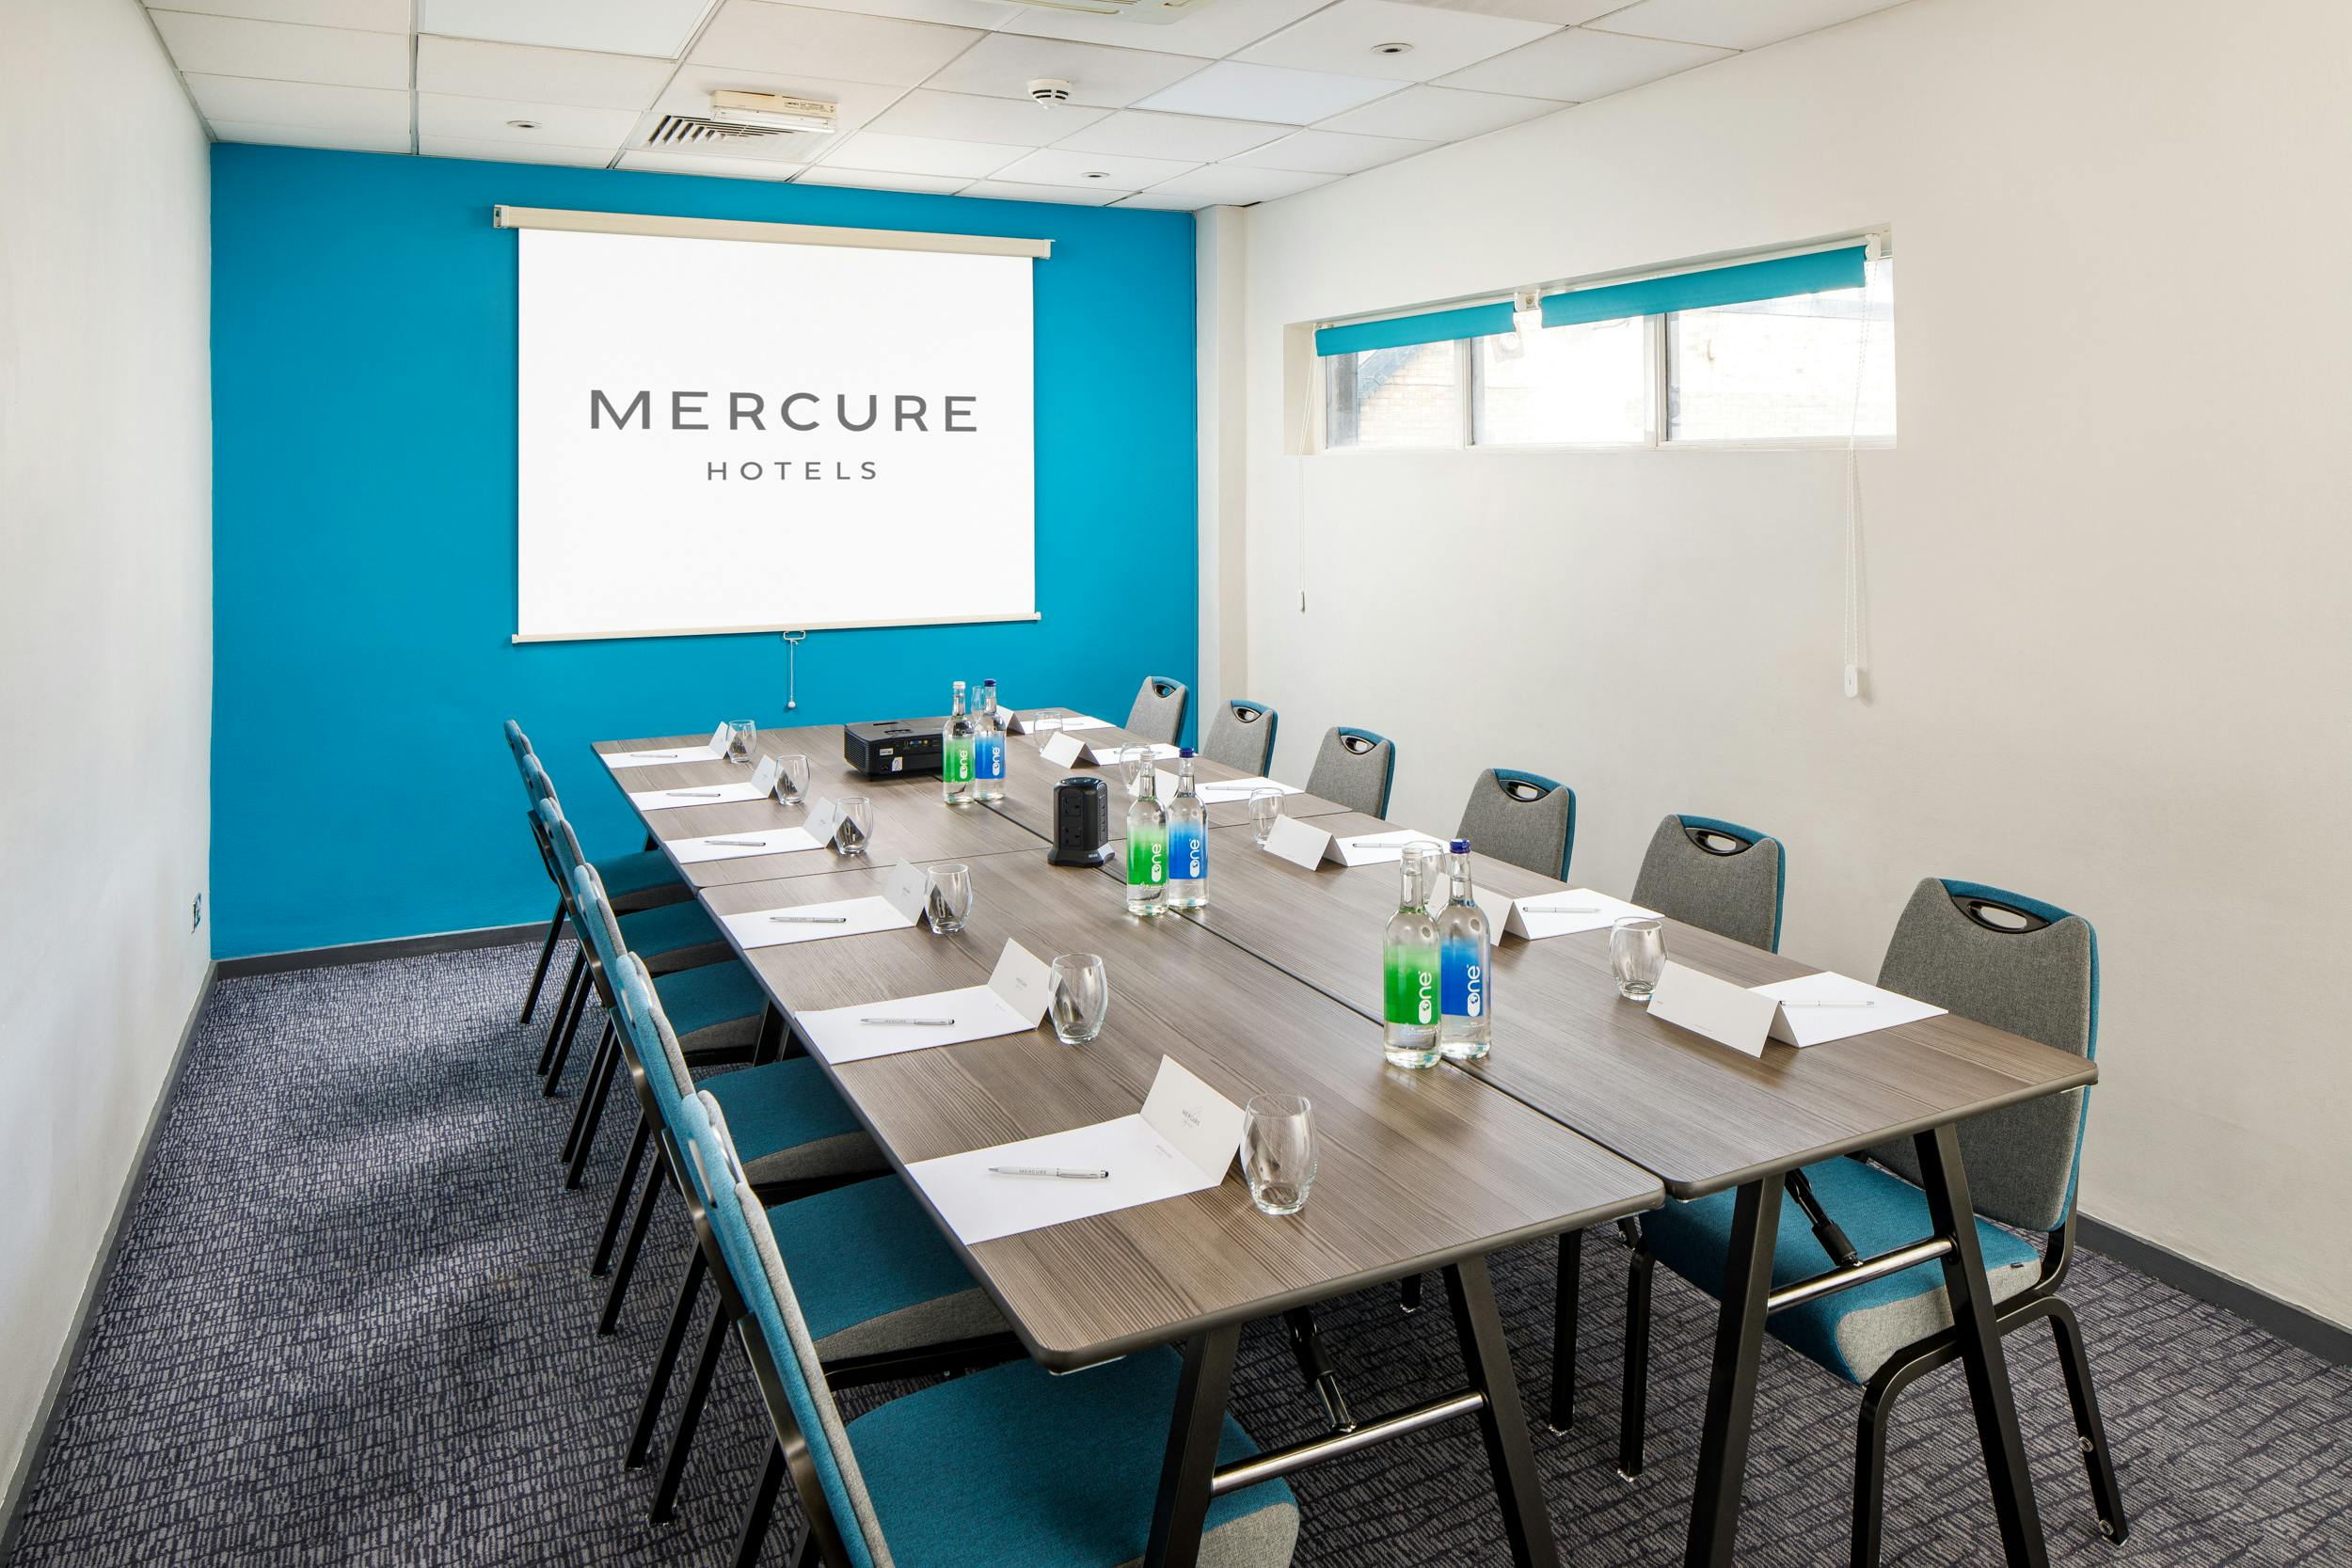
[1203,699,1279,774]
[1124,676,1190,746]
[1304,726,1394,816]
[1630,815,1785,952]
[1455,768,1574,879]
[1867,878,2100,1234]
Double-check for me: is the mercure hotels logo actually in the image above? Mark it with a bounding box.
[587,388,982,483]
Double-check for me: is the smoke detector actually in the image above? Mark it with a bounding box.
[706,89,839,135]
[1027,78,1073,103]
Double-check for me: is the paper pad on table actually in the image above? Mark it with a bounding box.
[1472,888,1661,941]
[1191,776,1302,805]
[905,1057,1244,1245]
[602,726,730,770]
[799,942,1052,1064]
[671,824,825,863]
[629,779,771,812]
[1081,739,1181,766]
[720,860,929,949]
[1753,972,1947,1047]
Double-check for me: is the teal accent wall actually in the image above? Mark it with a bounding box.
[209,146,1199,958]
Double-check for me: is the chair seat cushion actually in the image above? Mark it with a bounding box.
[850,1348,1297,1568]
[766,1177,1005,1361]
[1645,1155,2043,1386]
[616,898,730,975]
[699,1058,881,1189]
[592,848,689,912]
[649,963,766,1059]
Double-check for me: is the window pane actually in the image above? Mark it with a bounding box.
[1473,316,1648,446]
[1667,256,1895,443]
[1323,341,1460,450]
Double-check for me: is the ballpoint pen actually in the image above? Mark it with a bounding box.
[860,1017,954,1027]
[1783,1000,1876,1008]
[707,839,769,847]
[1526,904,1600,914]
[770,914,850,924]
[987,1166,1110,1180]
[666,790,722,798]
[627,752,677,759]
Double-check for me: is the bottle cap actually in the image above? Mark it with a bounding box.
[1450,837,1470,854]
[1179,747,1195,758]
[982,678,995,687]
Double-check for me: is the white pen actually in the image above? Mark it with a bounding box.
[627,752,677,759]
[1784,999,1876,1008]
[666,790,723,798]
[1526,904,1600,914]
[770,914,850,925]
[861,1017,954,1027]
[707,839,769,847]
[988,1166,1110,1180]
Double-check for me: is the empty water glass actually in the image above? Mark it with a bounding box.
[833,797,873,857]
[1242,1096,1319,1217]
[1611,916,1666,1001]
[774,752,810,805]
[924,863,972,935]
[724,719,757,765]
[1118,745,1152,798]
[1248,788,1284,847]
[1048,953,1109,1045]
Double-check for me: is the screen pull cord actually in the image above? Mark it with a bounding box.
[781,630,807,711]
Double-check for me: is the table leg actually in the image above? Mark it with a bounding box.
[1914,1122,2049,1566]
[1446,1254,1562,1568]
[1682,1174,1784,1568]
[1144,1323,1241,1568]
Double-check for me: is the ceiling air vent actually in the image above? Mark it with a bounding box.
[1003,0,1217,23]
[647,92,839,147]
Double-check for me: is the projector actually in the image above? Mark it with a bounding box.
[844,718,947,779]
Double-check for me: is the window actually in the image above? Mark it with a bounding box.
[1668,256,1895,444]
[1322,341,1461,451]
[1472,315,1650,447]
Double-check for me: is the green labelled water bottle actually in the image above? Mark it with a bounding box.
[1382,845,1440,1068]
[942,680,976,803]
[1125,764,1169,917]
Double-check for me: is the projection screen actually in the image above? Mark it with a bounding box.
[510,214,1040,641]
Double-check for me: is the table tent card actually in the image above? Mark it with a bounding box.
[602,726,731,770]
[1646,961,1783,1058]
[719,859,929,950]
[1263,818,1446,872]
[798,941,1053,1066]
[1187,776,1302,806]
[1079,739,1181,766]
[1471,888,1662,942]
[1039,731,1088,768]
[747,753,780,796]
[906,1056,1246,1245]
[1753,971,1948,1047]
[628,778,773,811]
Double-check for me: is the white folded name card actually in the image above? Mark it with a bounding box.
[1080,739,1180,766]
[1470,888,1661,942]
[1645,961,1783,1057]
[1263,818,1443,871]
[882,858,930,925]
[749,753,779,795]
[1039,732,1087,768]
[802,796,840,847]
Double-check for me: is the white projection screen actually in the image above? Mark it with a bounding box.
[512,218,1039,641]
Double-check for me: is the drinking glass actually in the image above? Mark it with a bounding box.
[1248,788,1284,847]
[1242,1096,1319,1217]
[833,797,873,857]
[1048,954,1109,1045]
[1610,916,1667,1001]
[774,752,810,805]
[924,863,973,936]
[724,720,757,765]
[1118,746,1151,798]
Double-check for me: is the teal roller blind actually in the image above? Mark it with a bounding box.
[1539,245,1867,329]
[1314,300,1515,357]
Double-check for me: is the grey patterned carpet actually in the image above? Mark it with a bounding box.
[6,942,2347,1567]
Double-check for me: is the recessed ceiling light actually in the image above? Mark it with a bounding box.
[1372,41,1413,56]
[1081,170,1111,181]
[507,119,541,130]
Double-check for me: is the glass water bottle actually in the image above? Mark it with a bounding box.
[1166,748,1208,911]
[975,678,1007,803]
[1437,838,1492,1061]
[942,681,976,803]
[1382,850,1441,1068]
[1125,764,1169,916]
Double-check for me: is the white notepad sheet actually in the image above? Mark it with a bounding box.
[628,780,771,812]
[798,942,1051,1065]
[1753,972,1948,1047]
[1189,776,1302,805]
[602,726,730,769]
[670,825,825,863]
[1474,888,1661,941]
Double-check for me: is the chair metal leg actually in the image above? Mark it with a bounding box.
[2046,1297,2128,1544]
[1548,1228,1582,1433]
[562,1022,621,1187]
[787,1526,818,1568]
[1619,1226,1654,1480]
[600,1160,663,1336]
[519,899,564,1023]
[1142,1323,1242,1568]
[1682,1174,1784,1568]
[1445,1254,1561,1568]
[537,951,583,1077]
[735,1444,787,1568]
[650,1304,729,1524]
[629,1248,707,1469]
[1399,1274,1422,1313]
[543,964,591,1095]
[1851,1376,1898,1567]
[593,1114,652,1277]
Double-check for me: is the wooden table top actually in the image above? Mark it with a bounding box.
[979,711,1353,841]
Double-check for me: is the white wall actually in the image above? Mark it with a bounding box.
[0,0,213,1494]
[1221,0,2352,1326]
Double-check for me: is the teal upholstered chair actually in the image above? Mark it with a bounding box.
[679,1089,1300,1568]
[1630,814,1786,952]
[1613,878,2123,1565]
[1124,675,1191,746]
[1202,699,1279,774]
[1455,768,1575,880]
[1304,726,1395,817]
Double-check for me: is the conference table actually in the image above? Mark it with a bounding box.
[594,708,2097,1568]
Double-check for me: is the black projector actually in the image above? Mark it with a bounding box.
[844,717,947,779]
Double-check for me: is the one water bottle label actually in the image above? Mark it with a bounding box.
[976,736,1005,780]
[946,739,974,783]
[1384,946,1438,1027]
[1441,938,1485,1019]
[1168,822,1206,881]
[1128,828,1168,888]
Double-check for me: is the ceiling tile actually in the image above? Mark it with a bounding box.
[418,0,720,57]
[419,135,618,165]
[205,118,414,153]
[1387,1,1620,21]
[1585,0,1909,50]
[1136,62,1402,125]
[1110,189,1206,211]
[994,0,1329,59]
[1435,25,1728,98]
[866,89,1108,146]
[958,179,1125,207]
[819,130,1026,177]
[690,2,982,85]
[1311,81,1559,136]
[416,92,644,145]
[760,0,1020,24]
[150,11,410,90]
[616,150,810,178]
[793,166,972,193]
[653,66,905,131]
[150,0,409,30]
[1051,108,1287,163]
[1226,127,1435,174]
[920,35,1206,109]
[417,38,674,108]
[183,73,411,132]
[1239,0,1559,84]
[989,147,1199,189]
[1132,164,1339,205]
